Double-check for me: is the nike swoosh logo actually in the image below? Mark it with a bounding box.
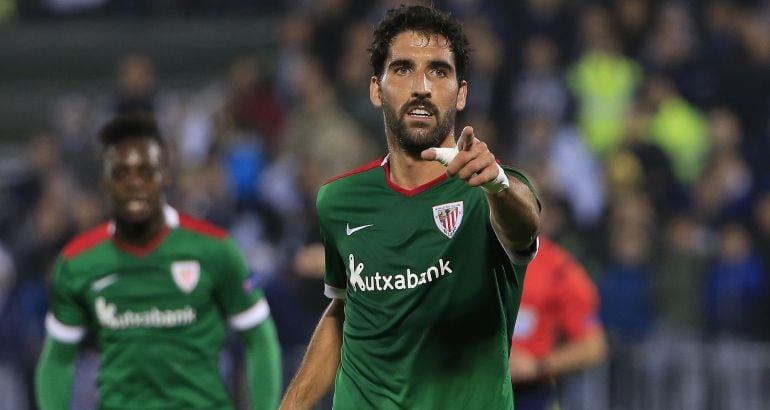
[346,223,374,236]
[91,273,119,292]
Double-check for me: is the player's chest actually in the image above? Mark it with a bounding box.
[81,257,214,316]
[332,192,493,295]
[334,193,485,254]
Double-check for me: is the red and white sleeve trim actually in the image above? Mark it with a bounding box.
[45,312,85,344]
[228,298,270,331]
[324,284,346,300]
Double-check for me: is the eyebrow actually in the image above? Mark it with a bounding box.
[387,59,455,73]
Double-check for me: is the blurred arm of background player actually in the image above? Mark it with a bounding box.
[240,317,282,410]
[509,328,606,383]
[35,335,79,410]
[509,237,607,384]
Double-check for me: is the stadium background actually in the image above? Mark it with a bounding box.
[1,0,769,409]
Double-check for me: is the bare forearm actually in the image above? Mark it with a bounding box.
[487,175,540,252]
[542,330,607,377]
[280,299,345,409]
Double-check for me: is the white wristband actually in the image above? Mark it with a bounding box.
[480,164,509,194]
[429,147,509,193]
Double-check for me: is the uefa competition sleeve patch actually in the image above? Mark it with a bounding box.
[242,271,261,295]
[171,261,201,293]
[432,201,464,238]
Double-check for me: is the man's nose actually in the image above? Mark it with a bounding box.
[124,171,145,187]
[412,72,432,98]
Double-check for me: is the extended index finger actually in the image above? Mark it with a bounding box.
[458,126,474,151]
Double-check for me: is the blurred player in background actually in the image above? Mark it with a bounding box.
[35,113,281,410]
[510,236,607,410]
[281,4,540,409]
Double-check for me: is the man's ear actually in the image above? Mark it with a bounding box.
[456,79,468,111]
[369,76,383,108]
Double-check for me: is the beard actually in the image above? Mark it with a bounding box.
[383,96,456,155]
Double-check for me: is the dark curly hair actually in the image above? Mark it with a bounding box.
[369,5,470,82]
[97,112,166,151]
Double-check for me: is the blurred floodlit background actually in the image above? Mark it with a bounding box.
[1,1,770,409]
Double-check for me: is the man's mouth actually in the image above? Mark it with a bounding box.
[408,107,433,117]
[125,198,150,213]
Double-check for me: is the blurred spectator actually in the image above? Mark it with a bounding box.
[705,221,768,340]
[511,0,578,60]
[224,56,285,153]
[640,2,716,107]
[50,94,101,189]
[567,4,643,156]
[0,242,25,410]
[723,14,770,136]
[613,0,656,60]
[654,214,711,333]
[114,52,157,114]
[509,36,570,128]
[512,115,605,228]
[281,58,378,184]
[643,74,709,185]
[274,13,314,109]
[598,216,656,344]
[336,21,385,148]
[752,191,770,267]
[611,102,683,214]
[460,16,508,132]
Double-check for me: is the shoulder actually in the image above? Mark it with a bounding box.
[62,223,112,260]
[322,157,384,186]
[317,157,384,208]
[177,213,228,240]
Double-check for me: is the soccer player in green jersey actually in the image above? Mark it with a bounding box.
[281,5,540,410]
[35,113,281,410]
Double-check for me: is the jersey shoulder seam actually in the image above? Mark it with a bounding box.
[62,223,111,260]
[322,157,383,186]
[178,214,228,240]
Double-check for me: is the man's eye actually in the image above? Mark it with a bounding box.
[395,66,410,75]
[433,69,448,78]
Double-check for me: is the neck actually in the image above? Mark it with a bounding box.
[387,136,456,190]
[114,214,165,246]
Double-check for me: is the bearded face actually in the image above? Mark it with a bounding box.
[369,31,467,155]
[381,94,457,155]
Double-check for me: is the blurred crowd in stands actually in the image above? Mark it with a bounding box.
[1,0,770,409]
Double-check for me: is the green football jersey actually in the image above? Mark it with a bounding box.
[318,157,538,410]
[45,206,270,410]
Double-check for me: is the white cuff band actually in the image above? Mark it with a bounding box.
[430,148,509,193]
[228,299,270,331]
[481,164,510,194]
[45,312,85,344]
[324,284,346,299]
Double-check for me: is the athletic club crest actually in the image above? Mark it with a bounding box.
[432,201,464,238]
[171,261,200,293]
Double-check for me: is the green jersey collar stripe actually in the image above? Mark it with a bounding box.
[228,298,270,331]
[45,312,85,344]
